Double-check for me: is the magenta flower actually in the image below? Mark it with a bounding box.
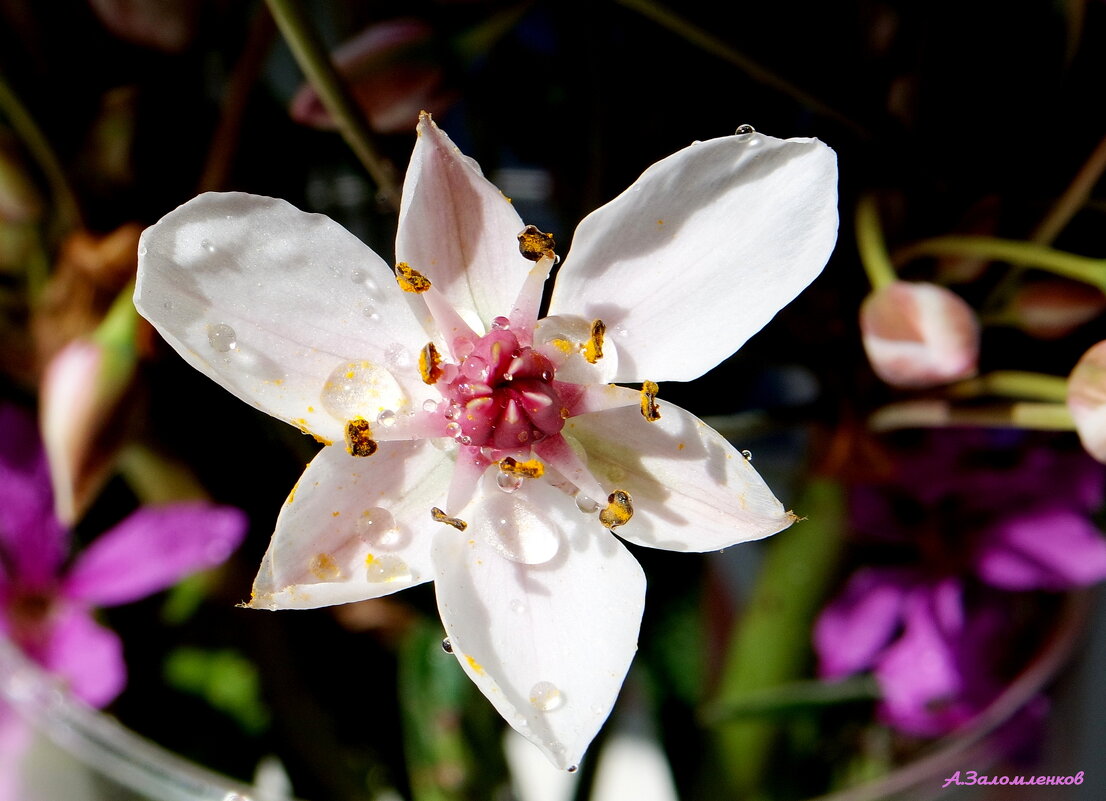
[0,404,248,707]
[814,432,1106,736]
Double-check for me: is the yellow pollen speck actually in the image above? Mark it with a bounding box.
[395,262,431,293]
[550,337,573,356]
[465,655,486,675]
[286,480,299,504]
[517,225,556,262]
[498,456,544,479]
[332,511,340,517]
[657,219,664,225]
[640,380,661,422]
[583,319,605,364]
[599,490,634,530]
[365,553,376,565]
[419,342,443,384]
[307,406,314,412]
[431,507,468,531]
[310,553,340,580]
[344,417,378,457]
[677,442,686,451]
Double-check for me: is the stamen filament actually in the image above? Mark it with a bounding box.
[509,252,557,346]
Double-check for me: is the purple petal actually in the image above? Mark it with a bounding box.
[61,503,247,607]
[813,567,913,679]
[974,508,1106,590]
[874,581,968,737]
[38,607,126,707]
[0,405,67,587]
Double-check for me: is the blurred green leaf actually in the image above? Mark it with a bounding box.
[163,647,270,735]
[702,675,879,722]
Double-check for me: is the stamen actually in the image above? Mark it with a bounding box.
[431,507,468,531]
[583,319,605,364]
[344,417,378,457]
[395,262,432,293]
[498,456,545,479]
[517,225,556,261]
[419,342,443,384]
[640,381,661,422]
[599,490,633,529]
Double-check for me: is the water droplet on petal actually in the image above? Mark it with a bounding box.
[510,598,527,614]
[446,422,461,437]
[441,637,453,654]
[461,356,487,381]
[350,269,365,284]
[376,409,396,427]
[385,343,411,370]
[491,316,510,330]
[320,360,406,421]
[575,494,600,514]
[566,765,579,774]
[138,244,148,256]
[200,239,216,253]
[365,553,411,583]
[422,398,440,413]
[356,507,401,547]
[496,471,523,493]
[529,681,564,711]
[734,123,756,140]
[474,495,560,565]
[207,323,238,353]
[362,306,380,321]
[741,449,753,461]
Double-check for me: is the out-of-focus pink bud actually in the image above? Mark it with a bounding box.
[87,0,200,52]
[290,19,458,134]
[1008,280,1106,340]
[860,281,980,388]
[1067,341,1106,463]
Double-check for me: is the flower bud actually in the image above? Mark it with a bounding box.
[1008,280,1106,340]
[860,281,980,388]
[1067,341,1106,463]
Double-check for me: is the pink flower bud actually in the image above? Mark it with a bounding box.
[1067,341,1106,463]
[1009,280,1106,340]
[860,281,980,388]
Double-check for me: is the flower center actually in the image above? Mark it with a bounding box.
[441,322,566,450]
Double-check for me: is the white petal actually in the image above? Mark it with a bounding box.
[549,132,838,381]
[135,192,432,445]
[250,440,452,609]
[563,402,793,551]
[396,114,530,327]
[433,477,645,769]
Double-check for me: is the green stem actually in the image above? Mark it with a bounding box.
[869,400,1075,432]
[263,0,402,210]
[947,370,1069,403]
[895,236,1106,291]
[0,71,83,230]
[855,194,898,290]
[611,0,869,139]
[1032,131,1106,246]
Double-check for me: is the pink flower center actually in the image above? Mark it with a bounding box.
[441,323,566,450]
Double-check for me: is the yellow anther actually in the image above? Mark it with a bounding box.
[499,456,545,479]
[344,417,378,457]
[583,319,605,364]
[517,225,556,262]
[640,380,661,422]
[431,507,468,531]
[419,342,443,384]
[395,262,431,293]
[599,489,633,530]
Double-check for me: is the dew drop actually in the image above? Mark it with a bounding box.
[350,269,366,284]
[207,323,238,353]
[529,681,564,711]
[496,471,523,493]
[741,449,753,461]
[566,765,579,774]
[458,435,472,446]
[356,507,401,547]
[734,123,756,140]
[362,306,380,321]
[517,430,529,443]
[491,316,510,330]
[475,495,561,565]
[200,239,216,253]
[446,421,461,437]
[461,356,487,381]
[441,637,453,654]
[138,244,148,256]
[320,360,406,421]
[423,398,440,413]
[510,598,527,614]
[365,553,411,583]
[575,494,600,514]
[376,409,397,428]
[385,343,411,370]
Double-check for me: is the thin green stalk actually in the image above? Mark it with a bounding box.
[868,400,1075,432]
[1032,131,1106,246]
[264,0,402,210]
[947,370,1069,403]
[0,71,82,230]
[612,0,869,139]
[855,194,898,290]
[895,236,1106,291]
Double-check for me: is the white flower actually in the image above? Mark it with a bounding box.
[134,114,838,769]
